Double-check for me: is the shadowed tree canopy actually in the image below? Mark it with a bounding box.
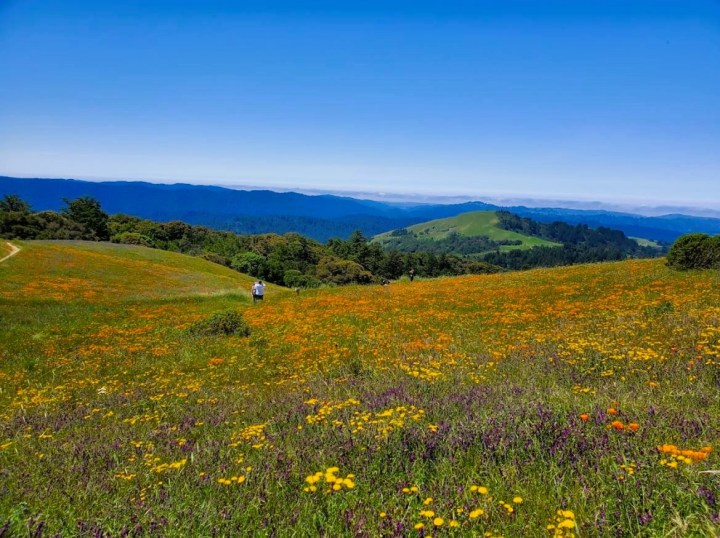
[0,194,31,213]
[61,196,110,240]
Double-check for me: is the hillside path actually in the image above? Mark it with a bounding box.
[0,242,20,264]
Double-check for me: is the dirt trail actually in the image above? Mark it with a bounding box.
[0,242,20,264]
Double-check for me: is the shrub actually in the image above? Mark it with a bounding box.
[201,252,231,267]
[283,269,321,288]
[187,311,251,337]
[111,232,154,247]
[315,256,373,285]
[666,233,720,270]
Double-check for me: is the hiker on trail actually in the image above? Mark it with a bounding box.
[251,280,265,303]
[408,268,415,282]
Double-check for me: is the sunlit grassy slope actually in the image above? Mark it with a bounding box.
[375,211,561,251]
[1,241,719,536]
[0,240,279,302]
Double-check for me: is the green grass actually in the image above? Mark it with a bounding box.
[0,241,13,259]
[1,241,719,537]
[375,211,561,251]
[631,237,663,248]
[0,240,287,303]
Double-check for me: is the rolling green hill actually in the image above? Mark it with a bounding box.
[0,240,284,303]
[374,210,561,255]
[1,242,719,535]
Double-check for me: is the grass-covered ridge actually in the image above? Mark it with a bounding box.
[407,211,557,246]
[1,242,719,536]
[0,240,281,303]
[374,210,561,254]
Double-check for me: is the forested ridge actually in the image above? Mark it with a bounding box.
[0,195,499,287]
[0,194,675,285]
[481,211,663,269]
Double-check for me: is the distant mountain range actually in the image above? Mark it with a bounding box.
[2,176,720,243]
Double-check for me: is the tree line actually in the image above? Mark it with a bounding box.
[481,211,663,269]
[0,194,499,287]
[381,228,521,256]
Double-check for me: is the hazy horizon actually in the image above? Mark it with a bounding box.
[4,174,720,219]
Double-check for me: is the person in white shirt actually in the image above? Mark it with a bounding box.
[251,280,265,303]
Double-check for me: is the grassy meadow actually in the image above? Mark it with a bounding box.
[1,240,719,537]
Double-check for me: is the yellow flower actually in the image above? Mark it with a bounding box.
[433,517,444,526]
[513,496,523,504]
[423,497,433,505]
[414,523,424,530]
[469,509,484,519]
[449,520,460,527]
[477,486,489,495]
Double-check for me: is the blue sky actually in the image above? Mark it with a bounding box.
[0,0,718,207]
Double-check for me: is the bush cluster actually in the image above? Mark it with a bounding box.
[666,233,720,270]
[187,311,251,337]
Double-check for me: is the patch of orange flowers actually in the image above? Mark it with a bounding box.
[657,444,712,463]
[607,420,639,432]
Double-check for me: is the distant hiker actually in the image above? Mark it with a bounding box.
[408,268,415,282]
[251,280,265,303]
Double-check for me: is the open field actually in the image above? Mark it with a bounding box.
[1,241,719,536]
[631,237,664,249]
[374,211,561,252]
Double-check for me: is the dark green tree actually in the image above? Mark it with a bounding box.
[61,196,110,240]
[231,251,267,277]
[0,194,31,213]
[666,233,720,270]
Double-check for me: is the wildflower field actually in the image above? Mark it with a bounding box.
[1,240,719,537]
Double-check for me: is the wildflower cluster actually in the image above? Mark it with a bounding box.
[229,423,269,449]
[303,467,356,493]
[658,444,712,468]
[347,405,426,438]
[150,458,187,474]
[217,472,249,486]
[304,398,361,425]
[547,510,577,537]
[607,420,639,432]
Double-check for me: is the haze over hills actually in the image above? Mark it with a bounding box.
[2,176,720,243]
